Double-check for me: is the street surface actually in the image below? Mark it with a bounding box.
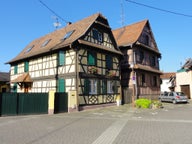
[0,102,192,144]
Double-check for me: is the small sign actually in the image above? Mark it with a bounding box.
[132,76,136,84]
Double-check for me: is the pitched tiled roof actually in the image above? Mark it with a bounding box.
[160,72,176,79]
[8,13,110,64]
[0,72,10,82]
[112,20,147,46]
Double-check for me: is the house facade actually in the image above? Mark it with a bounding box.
[113,20,162,103]
[160,72,176,92]
[0,72,10,92]
[7,13,122,110]
[176,58,192,99]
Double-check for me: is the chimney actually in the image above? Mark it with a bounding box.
[67,22,72,26]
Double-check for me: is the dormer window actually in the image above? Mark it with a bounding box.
[41,39,51,47]
[25,45,34,54]
[63,30,74,40]
[92,29,103,42]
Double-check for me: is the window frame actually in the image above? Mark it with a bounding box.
[92,28,103,42]
[89,79,97,95]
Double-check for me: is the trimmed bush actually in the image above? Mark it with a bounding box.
[135,99,152,109]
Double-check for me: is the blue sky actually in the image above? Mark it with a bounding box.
[1,0,192,72]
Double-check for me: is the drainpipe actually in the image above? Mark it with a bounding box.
[131,45,137,106]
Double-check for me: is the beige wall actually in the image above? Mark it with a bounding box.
[176,71,192,97]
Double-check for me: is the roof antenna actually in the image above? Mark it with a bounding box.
[52,16,61,30]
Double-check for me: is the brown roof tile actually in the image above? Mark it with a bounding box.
[11,72,32,83]
[160,72,176,79]
[112,20,147,46]
[8,13,108,63]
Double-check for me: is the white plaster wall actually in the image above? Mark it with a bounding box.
[160,79,172,92]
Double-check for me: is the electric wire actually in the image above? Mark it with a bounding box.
[38,0,69,24]
[125,0,192,18]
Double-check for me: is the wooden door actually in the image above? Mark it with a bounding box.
[181,85,190,99]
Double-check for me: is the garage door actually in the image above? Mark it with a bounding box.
[181,85,190,99]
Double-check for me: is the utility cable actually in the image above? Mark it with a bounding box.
[38,0,69,24]
[125,0,192,18]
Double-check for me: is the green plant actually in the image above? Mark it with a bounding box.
[135,99,152,109]
[151,100,163,109]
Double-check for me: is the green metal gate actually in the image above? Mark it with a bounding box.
[0,93,48,116]
[18,93,48,115]
[54,92,68,113]
[0,93,18,116]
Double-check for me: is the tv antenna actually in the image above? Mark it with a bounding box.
[52,16,61,30]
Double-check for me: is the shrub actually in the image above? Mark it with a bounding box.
[151,100,163,109]
[135,99,152,109]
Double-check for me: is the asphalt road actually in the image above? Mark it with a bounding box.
[0,102,192,144]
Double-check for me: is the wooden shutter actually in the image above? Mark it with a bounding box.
[88,52,95,65]
[13,83,17,92]
[24,61,29,72]
[58,79,65,92]
[84,79,90,94]
[58,51,65,66]
[106,55,112,69]
[14,65,18,74]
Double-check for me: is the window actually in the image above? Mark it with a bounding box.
[63,30,74,40]
[57,79,65,92]
[88,51,96,66]
[41,39,51,47]
[106,55,113,69]
[107,80,114,93]
[89,79,97,94]
[139,74,146,86]
[151,56,156,66]
[58,51,65,66]
[14,65,18,74]
[25,45,34,53]
[92,29,103,42]
[152,76,157,86]
[142,74,146,86]
[24,61,29,72]
[139,51,144,63]
[84,79,98,95]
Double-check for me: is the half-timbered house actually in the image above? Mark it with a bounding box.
[7,13,122,109]
[113,20,162,103]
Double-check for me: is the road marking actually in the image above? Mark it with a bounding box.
[92,118,128,144]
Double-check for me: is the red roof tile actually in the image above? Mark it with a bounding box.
[8,13,111,63]
[112,20,148,46]
[160,72,176,79]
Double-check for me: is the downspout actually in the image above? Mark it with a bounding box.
[133,49,138,98]
[131,44,137,103]
[71,43,79,110]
